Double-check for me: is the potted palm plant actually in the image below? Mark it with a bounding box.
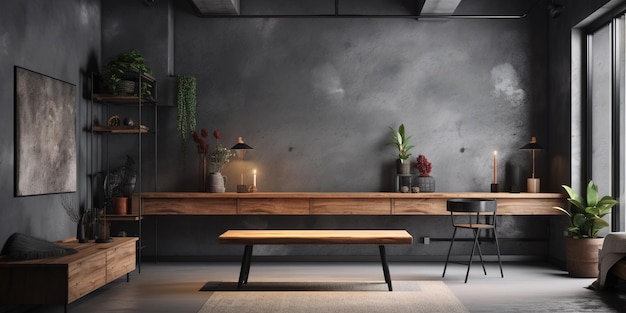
[389,124,414,174]
[554,180,617,277]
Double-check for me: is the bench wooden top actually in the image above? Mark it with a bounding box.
[218,230,413,245]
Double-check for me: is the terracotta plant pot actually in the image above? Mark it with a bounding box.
[112,197,128,215]
[565,237,603,278]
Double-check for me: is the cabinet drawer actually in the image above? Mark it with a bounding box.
[106,241,136,282]
[239,199,310,214]
[312,199,391,215]
[67,253,106,303]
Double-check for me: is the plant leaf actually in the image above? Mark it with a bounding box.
[586,180,598,207]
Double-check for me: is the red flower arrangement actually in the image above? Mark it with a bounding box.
[414,154,432,177]
[192,128,233,173]
[192,128,209,153]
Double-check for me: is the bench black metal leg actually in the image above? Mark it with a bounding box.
[379,245,392,291]
[237,245,253,289]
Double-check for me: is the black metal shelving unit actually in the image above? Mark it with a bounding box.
[88,71,158,273]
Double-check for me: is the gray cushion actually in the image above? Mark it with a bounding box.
[1,232,78,261]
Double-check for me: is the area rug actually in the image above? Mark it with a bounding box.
[197,281,468,313]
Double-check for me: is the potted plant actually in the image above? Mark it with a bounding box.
[389,124,414,174]
[177,75,197,151]
[414,154,435,192]
[102,49,153,98]
[554,180,617,277]
[106,156,137,215]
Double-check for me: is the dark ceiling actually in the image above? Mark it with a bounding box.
[187,0,547,18]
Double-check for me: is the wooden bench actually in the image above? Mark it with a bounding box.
[218,230,413,291]
[0,237,137,312]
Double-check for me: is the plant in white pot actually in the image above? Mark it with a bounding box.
[554,180,617,277]
[388,124,414,175]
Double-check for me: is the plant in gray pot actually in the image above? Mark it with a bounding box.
[102,49,153,98]
[554,180,617,277]
[414,154,435,192]
[389,124,414,174]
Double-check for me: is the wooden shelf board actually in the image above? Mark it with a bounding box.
[92,125,149,133]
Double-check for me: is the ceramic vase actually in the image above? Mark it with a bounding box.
[207,172,226,193]
[396,159,410,174]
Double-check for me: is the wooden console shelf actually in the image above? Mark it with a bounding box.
[0,237,137,311]
[134,192,566,216]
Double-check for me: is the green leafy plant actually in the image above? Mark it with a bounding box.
[389,124,414,161]
[103,49,153,98]
[177,75,197,149]
[553,180,617,238]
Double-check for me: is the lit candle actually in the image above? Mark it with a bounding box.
[493,150,497,184]
[253,169,257,187]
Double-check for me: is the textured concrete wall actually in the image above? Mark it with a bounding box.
[0,0,101,244]
[104,1,558,260]
[157,1,549,194]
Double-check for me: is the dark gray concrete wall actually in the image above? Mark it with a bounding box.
[158,1,549,193]
[105,1,559,260]
[0,0,101,245]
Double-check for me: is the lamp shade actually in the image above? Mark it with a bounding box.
[520,136,543,150]
[231,137,253,150]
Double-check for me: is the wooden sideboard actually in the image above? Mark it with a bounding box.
[133,192,566,216]
[0,237,137,311]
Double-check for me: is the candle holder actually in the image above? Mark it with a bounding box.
[491,183,499,193]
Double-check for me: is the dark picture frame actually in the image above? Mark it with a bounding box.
[14,66,77,196]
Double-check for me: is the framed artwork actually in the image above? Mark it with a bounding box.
[14,66,77,196]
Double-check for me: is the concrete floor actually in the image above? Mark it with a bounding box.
[3,261,626,313]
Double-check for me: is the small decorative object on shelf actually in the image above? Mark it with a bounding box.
[388,124,414,175]
[414,154,435,192]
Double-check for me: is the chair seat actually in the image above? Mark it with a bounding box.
[453,223,494,229]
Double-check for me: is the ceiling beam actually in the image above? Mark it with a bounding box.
[189,0,240,15]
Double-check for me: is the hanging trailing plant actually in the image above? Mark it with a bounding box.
[176,75,197,150]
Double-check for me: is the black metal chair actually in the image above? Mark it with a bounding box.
[442,198,503,283]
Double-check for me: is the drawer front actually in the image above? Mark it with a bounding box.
[107,241,136,282]
[239,199,310,214]
[68,253,106,303]
[143,198,237,215]
[393,198,448,215]
[312,199,391,215]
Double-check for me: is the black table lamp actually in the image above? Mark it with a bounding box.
[231,137,254,192]
[520,136,543,193]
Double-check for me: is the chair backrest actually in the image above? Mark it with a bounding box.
[447,198,497,213]
[447,198,497,227]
